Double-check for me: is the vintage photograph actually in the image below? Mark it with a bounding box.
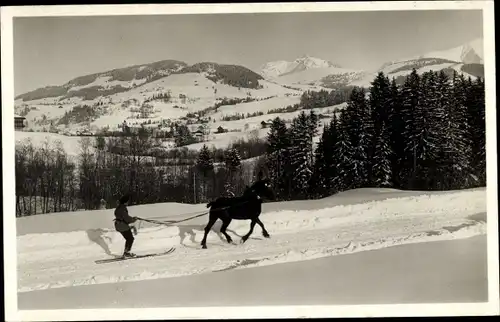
[2,1,498,320]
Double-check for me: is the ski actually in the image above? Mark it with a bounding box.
[95,247,176,264]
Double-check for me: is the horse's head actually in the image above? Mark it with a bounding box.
[248,178,275,201]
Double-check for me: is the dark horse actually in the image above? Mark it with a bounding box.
[200,178,275,249]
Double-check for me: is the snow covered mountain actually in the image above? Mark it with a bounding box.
[260,55,342,79]
[261,55,367,89]
[362,37,485,86]
[413,37,483,65]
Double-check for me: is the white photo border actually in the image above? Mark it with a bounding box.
[2,1,498,320]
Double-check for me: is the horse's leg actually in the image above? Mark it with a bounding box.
[220,218,233,244]
[256,218,270,238]
[241,219,257,243]
[201,214,218,249]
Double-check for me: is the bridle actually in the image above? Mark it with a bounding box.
[249,181,271,201]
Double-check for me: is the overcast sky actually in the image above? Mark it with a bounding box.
[14,9,483,95]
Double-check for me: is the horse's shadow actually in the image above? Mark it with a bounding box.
[86,228,114,255]
[176,221,262,248]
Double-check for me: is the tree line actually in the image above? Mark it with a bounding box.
[14,132,266,216]
[267,86,353,114]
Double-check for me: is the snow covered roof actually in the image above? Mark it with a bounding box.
[14,114,25,118]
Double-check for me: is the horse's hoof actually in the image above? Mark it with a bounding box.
[241,238,248,244]
[263,233,270,238]
[202,244,207,249]
[227,239,233,244]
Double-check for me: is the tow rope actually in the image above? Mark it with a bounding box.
[137,211,209,226]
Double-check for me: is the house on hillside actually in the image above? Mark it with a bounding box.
[14,114,26,130]
[128,125,144,135]
[193,130,205,142]
[260,120,273,129]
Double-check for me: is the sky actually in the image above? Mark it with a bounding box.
[13,9,483,95]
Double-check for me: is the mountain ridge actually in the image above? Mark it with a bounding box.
[16,60,265,102]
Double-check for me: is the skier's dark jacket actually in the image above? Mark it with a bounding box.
[114,203,137,232]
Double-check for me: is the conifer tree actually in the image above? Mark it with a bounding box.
[434,70,455,188]
[289,111,314,198]
[370,72,392,134]
[333,110,355,191]
[387,77,405,188]
[196,144,214,201]
[307,110,319,166]
[418,71,448,188]
[326,113,341,194]
[449,72,472,188]
[265,117,291,199]
[224,148,242,170]
[372,122,392,187]
[466,76,486,186]
[474,77,486,185]
[224,148,242,196]
[344,87,371,187]
[310,123,329,197]
[400,69,422,188]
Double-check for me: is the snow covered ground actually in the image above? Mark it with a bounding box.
[18,235,487,309]
[17,187,487,295]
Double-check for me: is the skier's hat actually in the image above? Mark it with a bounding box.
[119,194,130,204]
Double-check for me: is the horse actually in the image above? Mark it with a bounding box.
[200,178,275,249]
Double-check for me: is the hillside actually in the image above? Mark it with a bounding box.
[16,60,188,102]
[14,37,484,141]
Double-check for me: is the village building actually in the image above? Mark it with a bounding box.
[14,114,27,130]
[193,130,205,142]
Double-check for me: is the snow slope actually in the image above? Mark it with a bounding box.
[17,188,486,293]
[15,131,91,157]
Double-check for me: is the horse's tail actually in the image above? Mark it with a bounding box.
[206,201,213,208]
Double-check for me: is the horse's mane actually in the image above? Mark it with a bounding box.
[207,179,270,208]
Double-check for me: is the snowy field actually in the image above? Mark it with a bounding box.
[17,187,487,299]
[15,131,89,157]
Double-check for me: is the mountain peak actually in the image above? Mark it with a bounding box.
[378,37,484,73]
[261,55,341,79]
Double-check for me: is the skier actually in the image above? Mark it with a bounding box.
[114,194,138,258]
